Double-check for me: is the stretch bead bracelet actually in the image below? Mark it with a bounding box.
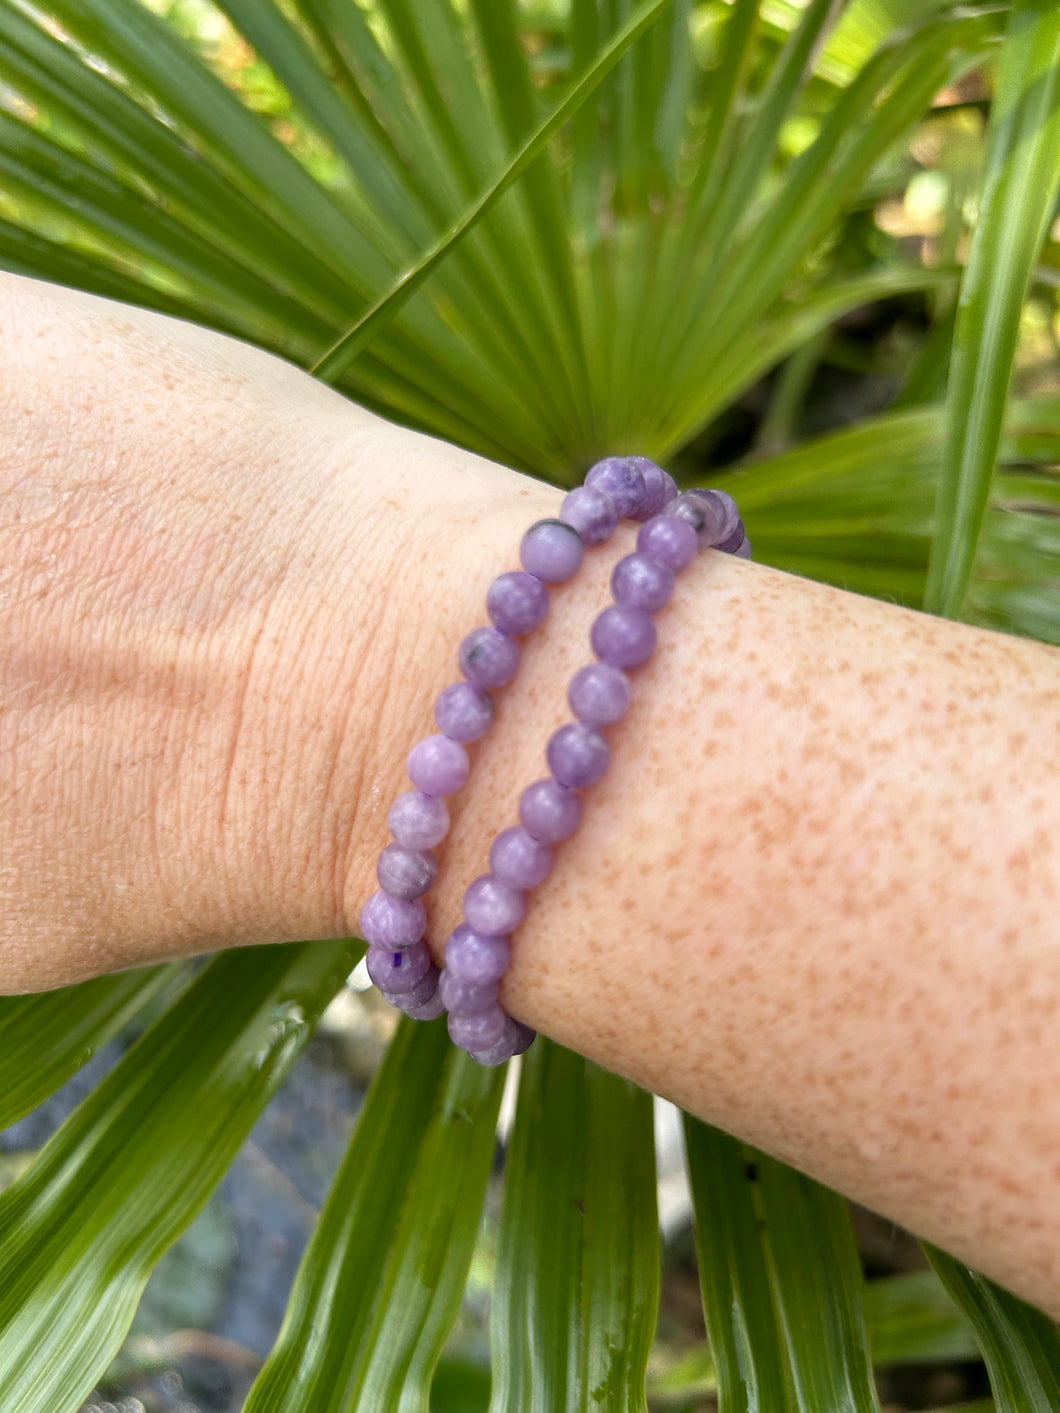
[357,456,750,1066]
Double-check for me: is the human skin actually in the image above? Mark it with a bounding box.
[2,271,1059,1318]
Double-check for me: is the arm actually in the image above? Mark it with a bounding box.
[3,271,1059,1317]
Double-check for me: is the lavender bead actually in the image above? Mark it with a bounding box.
[468,1016,521,1066]
[445,925,511,985]
[490,826,553,889]
[401,989,446,1022]
[377,843,437,900]
[435,682,494,742]
[568,663,631,726]
[459,626,520,689]
[591,604,657,669]
[734,534,753,560]
[389,790,450,849]
[547,722,610,788]
[366,939,432,994]
[628,456,678,521]
[439,968,500,1015]
[520,519,585,583]
[407,733,469,796]
[487,570,549,636]
[698,488,743,550]
[611,552,675,613]
[519,777,584,843]
[585,456,646,519]
[360,889,426,949]
[512,1020,537,1055]
[636,514,698,572]
[559,485,619,546]
[464,874,527,935]
[388,963,440,1011]
[449,1005,507,1052]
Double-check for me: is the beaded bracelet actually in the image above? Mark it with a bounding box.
[356,456,750,1066]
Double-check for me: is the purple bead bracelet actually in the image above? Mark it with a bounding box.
[356,458,750,1065]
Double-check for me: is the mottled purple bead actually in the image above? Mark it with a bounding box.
[468,1016,521,1066]
[734,534,753,560]
[611,552,675,613]
[559,485,619,546]
[519,519,585,583]
[547,722,610,788]
[377,843,437,900]
[591,604,657,669]
[388,963,440,1011]
[407,734,469,796]
[359,889,426,949]
[512,1020,537,1055]
[698,488,743,550]
[445,925,511,985]
[487,570,549,636]
[434,682,494,742]
[519,777,583,843]
[388,790,450,849]
[401,988,446,1022]
[664,489,723,546]
[439,968,500,1015]
[490,825,553,889]
[585,456,646,519]
[636,514,698,571]
[366,939,432,994]
[628,456,678,521]
[568,663,631,727]
[463,874,526,935]
[459,625,520,689]
[449,1005,507,1052]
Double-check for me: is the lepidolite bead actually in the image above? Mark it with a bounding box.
[468,1016,521,1066]
[591,604,657,669]
[377,843,437,900]
[520,519,584,583]
[547,722,610,788]
[519,778,583,842]
[434,682,494,742]
[459,626,520,688]
[628,456,677,520]
[388,790,450,849]
[445,925,511,985]
[366,939,432,993]
[464,874,526,935]
[487,570,549,636]
[559,485,618,545]
[611,552,675,613]
[735,535,752,559]
[407,734,470,796]
[438,968,500,1015]
[512,1020,537,1055]
[636,514,698,571]
[360,889,426,949]
[490,826,552,889]
[699,488,743,550]
[568,663,631,726]
[665,489,725,545]
[389,964,440,1011]
[585,456,646,519]
[401,988,446,1022]
[448,1005,507,1052]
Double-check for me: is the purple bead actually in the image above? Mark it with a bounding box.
[519,777,583,843]
[388,963,440,1011]
[445,925,512,985]
[547,722,610,788]
[520,519,585,583]
[360,889,426,949]
[388,790,450,849]
[734,534,752,560]
[377,843,437,900]
[591,605,657,669]
[366,939,432,994]
[468,1016,521,1066]
[628,457,678,521]
[449,1005,507,1052]
[407,734,470,796]
[559,485,619,546]
[697,488,743,550]
[439,968,500,1015]
[435,682,494,742]
[459,626,520,689]
[584,456,646,519]
[464,874,527,935]
[490,825,553,889]
[636,514,698,571]
[568,663,631,727]
[401,988,446,1022]
[611,552,675,613]
[512,1020,537,1055]
[487,571,549,636]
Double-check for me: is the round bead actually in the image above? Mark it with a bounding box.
[407,734,470,796]
[434,682,494,742]
[585,456,646,519]
[636,514,698,571]
[377,843,437,900]
[611,552,675,613]
[490,826,553,889]
[401,988,446,1022]
[512,1020,537,1055]
[519,778,584,843]
[388,963,440,1011]
[449,1005,507,1052]
[628,457,678,521]
[568,663,631,727]
[445,925,511,985]
[487,570,549,636]
[559,485,619,545]
[547,722,610,788]
[366,939,432,994]
[459,626,520,689]
[359,890,426,949]
[439,968,500,1015]
[734,534,753,560]
[388,790,450,849]
[463,874,527,935]
[468,1016,521,1066]
[591,605,657,669]
[520,519,585,583]
[697,488,743,550]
